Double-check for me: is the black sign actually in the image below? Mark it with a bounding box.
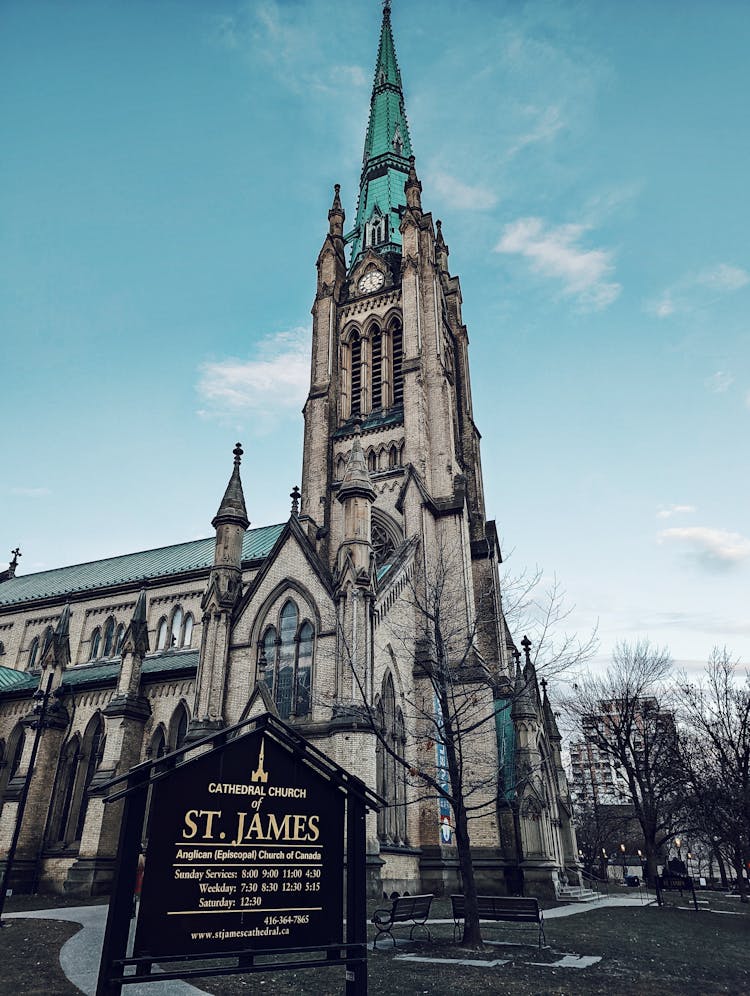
[133,728,344,957]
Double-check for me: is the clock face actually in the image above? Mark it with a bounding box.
[358,269,385,294]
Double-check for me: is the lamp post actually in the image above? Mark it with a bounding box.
[601,847,607,881]
[0,674,53,925]
[620,842,627,886]
[675,836,683,873]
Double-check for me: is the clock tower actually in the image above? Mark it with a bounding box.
[300,0,508,673]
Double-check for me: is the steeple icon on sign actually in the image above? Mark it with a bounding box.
[251,738,269,784]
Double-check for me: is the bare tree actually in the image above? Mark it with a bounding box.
[340,541,592,947]
[564,640,684,884]
[679,648,750,902]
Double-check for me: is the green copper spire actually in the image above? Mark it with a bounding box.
[348,1,413,269]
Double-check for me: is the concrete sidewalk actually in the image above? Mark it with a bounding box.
[5,906,210,996]
[5,893,654,994]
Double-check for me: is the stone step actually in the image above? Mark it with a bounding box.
[557,886,601,903]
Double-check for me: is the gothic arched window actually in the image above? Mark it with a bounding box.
[148,726,167,760]
[114,624,125,656]
[102,617,115,657]
[48,736,80,847]
[371,509,402,568]
[376,673,407,845]
[0,725,24,818]
[370,325,383,410]
[89,629,101,661]
[74,715,105,841]
[257,600,314,721]
[169,703,190,751]
[390,317,404,406]
[350,332,362,417]
[156,617,168,651]
[183,613,194,648]
[171,607,183,648]
[27,637,39,670]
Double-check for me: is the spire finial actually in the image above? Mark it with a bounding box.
[540,677,548,697]
[328,183,344,236]
[521,634,532,666]
[233,442,243,467]
[383,0,392,16]
[7,547,21,579]
[290,486,301,516]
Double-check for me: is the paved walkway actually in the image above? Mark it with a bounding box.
[4,894,654,995]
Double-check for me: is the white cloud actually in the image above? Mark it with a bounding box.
[649,294,676,318]
[197,328,310,422]
[505,105,564,159]
[659,526,750,570]
[650,262,749,318]
[9,487,51,498]
[495,217,620,310]
[705,371,734,393]
[430,171,498,211]
[656,504,696,519]
[697,263,749,292]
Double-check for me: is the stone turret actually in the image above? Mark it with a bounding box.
[188,444,250,742]
[336,421,376,583]
[69,590,153,897]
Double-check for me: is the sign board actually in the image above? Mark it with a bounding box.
[134,727,344,957]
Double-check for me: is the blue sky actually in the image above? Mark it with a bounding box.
[2,0,749,672]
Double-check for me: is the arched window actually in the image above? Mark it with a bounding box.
[350,332,362,417]
[28,637,39,670]
[182,614,194,648]
[368,451,377,474]
[370,325,383,410]
[102,617,115,657]
[148,726,167,760]
[74,715,105,841]
[390,317,404,406]
[0,725,25,816]
[389,444,398,468]
[257,600,314,721]
[169,703,190,751]
[392,125,403,156]
[377,673,406,844]
[114,624,125,656]
[48,736,80,847]
[89,628,101,661]
[171,607,183,648]
[156,617,168,651]
[296,622,313,718]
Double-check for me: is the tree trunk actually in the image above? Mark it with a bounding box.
[714,845,728,889]
[453,794,483,946]
[733,850,748,904]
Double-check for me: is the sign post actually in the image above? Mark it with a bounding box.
[96,714,379,995]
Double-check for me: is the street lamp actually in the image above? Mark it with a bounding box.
[675,837,683,872]
[620,842,627,885]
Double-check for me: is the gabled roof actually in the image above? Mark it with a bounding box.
[0,524,285,608]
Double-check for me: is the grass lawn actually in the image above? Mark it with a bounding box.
[0,892,747,995]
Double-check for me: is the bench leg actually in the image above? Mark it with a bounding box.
[373,926,396,950]
[409,922,432,942]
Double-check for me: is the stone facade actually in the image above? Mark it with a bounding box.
[0,4,577,901]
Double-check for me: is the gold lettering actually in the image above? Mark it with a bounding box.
[182,810,200,839]
[307,815,320,841]
[267,813,292,841]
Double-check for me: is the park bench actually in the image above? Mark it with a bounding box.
[371,894,434,948]
[450,894,546,948]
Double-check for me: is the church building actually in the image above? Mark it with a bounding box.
[0,3,577,900]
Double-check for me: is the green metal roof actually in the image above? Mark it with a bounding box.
[349,3,413,267]
[0,524,285,608]
[0,650,199,698]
